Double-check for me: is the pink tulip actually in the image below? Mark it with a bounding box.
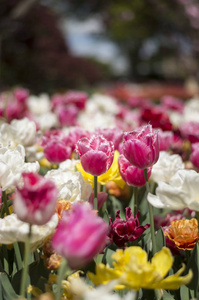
[56,104,79,127]
[190,143,199,169]
[52,203,108,269]
[14,172,58,225]
[76,135,114,176]
[123,124,159,169]
[180,122,199,143]
[44,140,72,164]
[119,154,152,187]
[158,129,174,151]
[161,95,184,113]
[14,88,29,104]
[88,191,108,209]
[95,127,123,150]
[109,207,150,248]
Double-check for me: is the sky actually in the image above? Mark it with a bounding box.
[60,15,129,76]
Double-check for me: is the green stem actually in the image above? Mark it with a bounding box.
[94,176,98,211]
[2,191,10,216]
[56,259,68,300]
[133,186,138,215]
[13,242,23,271]
[20,224,32,298]
[144,169,157,255]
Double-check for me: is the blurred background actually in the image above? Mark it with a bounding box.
[1,0,199,94]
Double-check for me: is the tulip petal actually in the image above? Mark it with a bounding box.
[151,247,173,278]
[152,267,193,290]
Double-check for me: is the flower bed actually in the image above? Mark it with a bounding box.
[0,86,198,299]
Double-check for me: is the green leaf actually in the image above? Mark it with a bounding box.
[155,227,165,252]
[180,285,190,300]
[0,272,19,299]
[185,243,199,291]
[162,290,175,300]
[102,247,115,267]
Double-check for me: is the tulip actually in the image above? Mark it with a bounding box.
[52,203,108,269]
[76,134,114,176]
[14,172,58,225]
[88,246,192,290]
[180,121,199,143]
[158,129,174,151]
[161,95,184,113]
[44,140,72,164]
[164,218,199,250]
[123,124,159,169]
[190,142,199,169]
[109,208,150,247]
[95,127,123,151]
[118,154,152,187]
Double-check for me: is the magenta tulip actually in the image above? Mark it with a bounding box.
[180,122,199,144]
[158,129,174,151]
[119,154,152,187]
[190,143,199,169]
[44,140,72,164]
[95,127,123,150]
[76,134,114,176]
[109,207,150,248]
[52,203,108,269]
[123,124,159,169]
[14,172,58,225]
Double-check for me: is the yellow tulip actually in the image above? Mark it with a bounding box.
[88,246,193,291]
[76,150,126,188]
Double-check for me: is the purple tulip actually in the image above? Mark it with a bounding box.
[123,124,159,169]
[119,154,152,187]
[52,203,108,269]
[76,134,114,176]
[14,172,58,225]
[109,207,150,248]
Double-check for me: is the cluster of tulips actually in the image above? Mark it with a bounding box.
[0,87,199,300]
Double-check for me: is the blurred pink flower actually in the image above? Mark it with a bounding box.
[42,130,73,164]
[95,127,123,151]
[109,207,150,248]
[14,88,29,104]
[180,122,199,143]
[158,129,174,151]
[161,95,184,113]
[190,142,199,169]
[76,134,114,176]
[123,124,159,169]
[44,140,72,164]
[88,191,108,209]
[14,172,58,225]
[52,202,108,269]
[56,104,79,127]
[118,154,152,187]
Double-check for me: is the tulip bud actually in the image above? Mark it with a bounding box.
[14,172,58,225]
[76,135,114,176]
[123,124,159,169]
[119,154,152,187]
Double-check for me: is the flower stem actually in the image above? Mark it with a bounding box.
[94,175,98,210]
[20,224,32,298]
[133,186,138,215]
[56,259,68,300]
[2,191,10,216]
[144,169,157,255]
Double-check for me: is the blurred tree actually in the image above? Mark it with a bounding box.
[0,0,105,93]
[62,0,199,81]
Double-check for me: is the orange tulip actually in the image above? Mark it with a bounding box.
[164,218,199,250]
